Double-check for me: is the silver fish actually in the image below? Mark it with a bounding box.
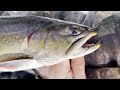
[0,16,100,72]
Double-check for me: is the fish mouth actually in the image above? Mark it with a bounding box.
[82,35,101,49]
[66,32,101,56]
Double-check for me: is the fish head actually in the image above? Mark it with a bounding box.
[56,24,101,59]
[29,21,101,62]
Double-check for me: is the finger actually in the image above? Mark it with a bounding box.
[71,57,86,79]
[36,60,73,79]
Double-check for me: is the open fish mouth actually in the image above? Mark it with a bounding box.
[82,36,101,49]
[66,32,101,56]
[79,32,101,49]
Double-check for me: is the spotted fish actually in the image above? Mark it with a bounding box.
[0,16,100,72]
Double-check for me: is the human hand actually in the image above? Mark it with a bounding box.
[35,57,86,79]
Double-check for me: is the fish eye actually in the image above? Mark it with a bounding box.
[69,26,81,35]
[72,30,77,35]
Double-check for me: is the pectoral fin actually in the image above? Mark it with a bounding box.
[0,53,32,62]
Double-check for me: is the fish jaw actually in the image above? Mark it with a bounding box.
[66,43,101,59]
[66,32,98,55]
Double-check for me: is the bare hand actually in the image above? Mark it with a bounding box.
[36,57,86,79]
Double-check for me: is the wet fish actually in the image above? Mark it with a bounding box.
[85,15,120,67]
[0,16,100,72]
[87,68,120,79]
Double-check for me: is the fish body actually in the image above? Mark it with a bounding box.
[87,68,120,79]
[0,16,100,72]
[85,15,120,67]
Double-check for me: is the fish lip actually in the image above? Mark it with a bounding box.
[65,43,101,59]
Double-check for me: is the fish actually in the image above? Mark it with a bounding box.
[0,15,100,72]
[87,68,120,79]
[85,15,120,67]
